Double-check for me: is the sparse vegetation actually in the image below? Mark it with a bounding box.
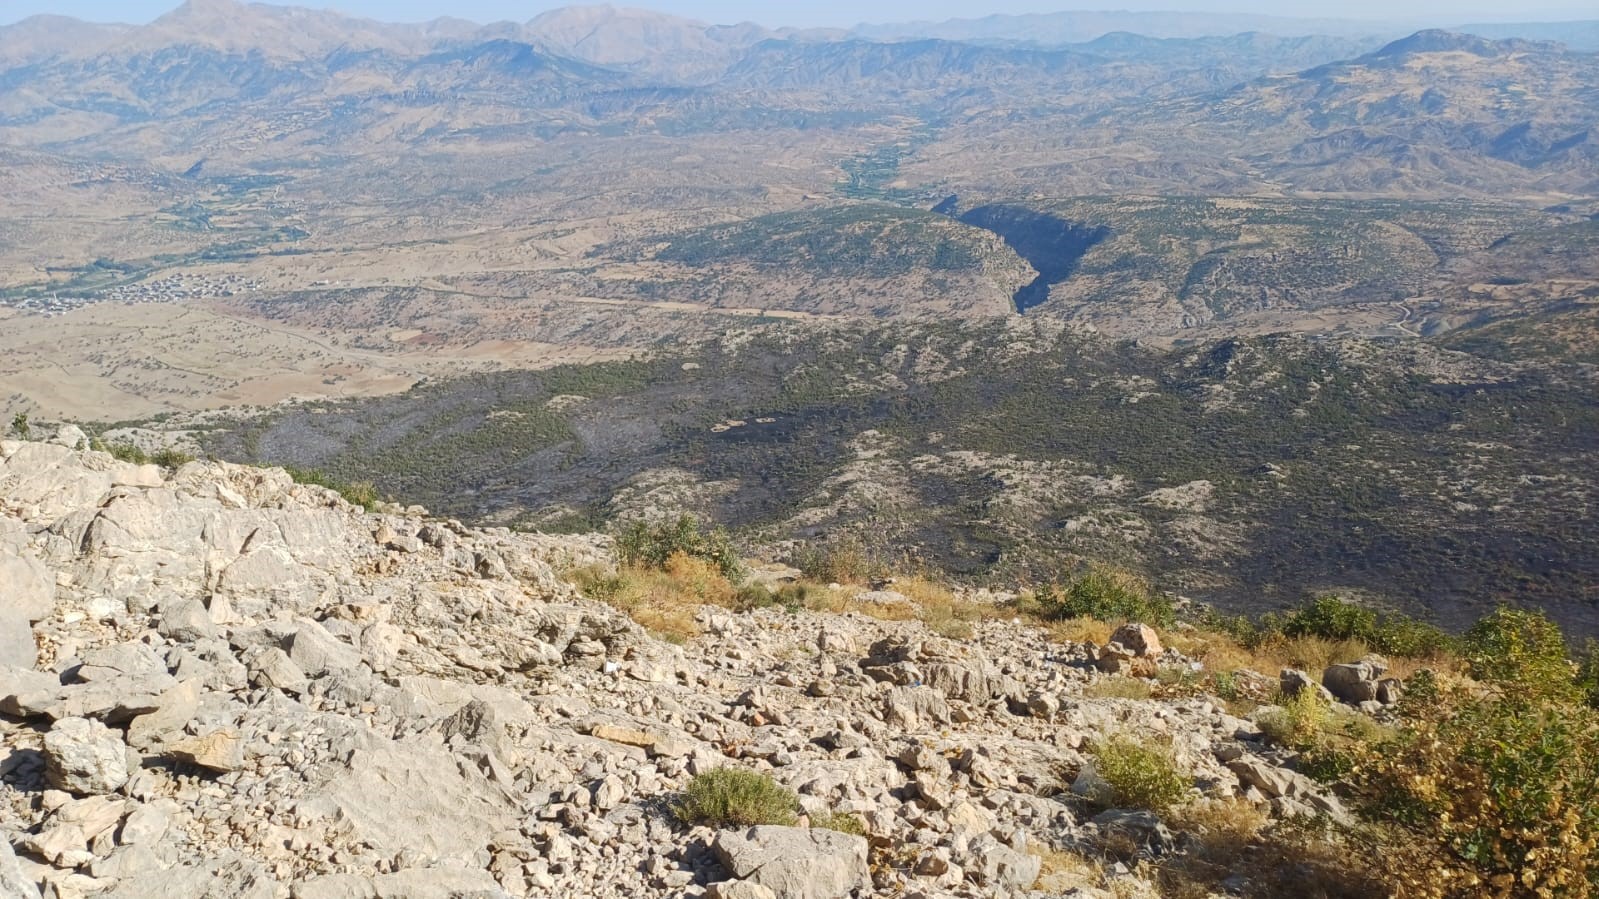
[672,768,799,828]
[1356,673,1599,897]
[1257,686,1333,750]
[617,515,744,582]
[283,467,381,509]
[792,537,887,586]
[94,440,196,469]
[571,553,739,643]
[1030,567,1175,627]
[1278,596,1454,659]
[1089,734,1189,813]
[811,810,869,837]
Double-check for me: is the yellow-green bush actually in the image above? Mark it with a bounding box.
[1350,609,1599,898]
[673,768,799,828]
[1090,734,1189,812]
[1256,687,1332,751]
[616,515,744,581]
[1358,680,1599,897]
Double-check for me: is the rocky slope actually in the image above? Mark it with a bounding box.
[1,429,1383,898]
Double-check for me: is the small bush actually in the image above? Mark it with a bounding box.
[733,582,807,613]
[897,577,982,640]
[792,536,884,585]
[1257,687,1331,751]
[811,811,868,837]
[151,447,196,468]
[673,768,798,828]
[1034,567,1174,627]
[1580,640,1599,709]
[571,554,738,643]
[617,515,743,582]
[95,440,151,464]
[94,440,196,470]
[1090,734,1189,812]
[1461,606,1579,702]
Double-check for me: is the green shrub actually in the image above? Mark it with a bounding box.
[1281,596,1452,658]
[734,583,808,614]
[1462,606,1579,702]
[94,440,196,469]
[672,768,798,828]
[1580,640,1599,710]
[94,440,151,465]
[1283,596,1377,644]
[616,515,743,582]
[1357,685,1599,897]
[1090,734,1189,812]
[1033,567,1174,627]
[9,412,29,440]
[1257,687,1332,751]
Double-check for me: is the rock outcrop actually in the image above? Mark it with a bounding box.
[0,435,1360,898]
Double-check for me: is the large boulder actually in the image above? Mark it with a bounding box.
[1322,656,1391,704]
[965,832,1042,891]
[0,838,41,899]
[1279,668,1335,703]
[1108,622,1163,658]
[44,717,131,795]
[712,826,869,899]
[0,609,35,669]
[0,547,55,622]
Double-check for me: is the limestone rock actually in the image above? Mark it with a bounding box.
[707,881,779,899]
[1322,656,1390,704]
[44,717,130,795]
[0,609,35,669]
[246,647,308,695]
[966,832,1041,891]
[285,621,362,678]
[0,838,41,899]
[125,679,201,750]
[1108,623,1163,658]
[157,598,217,643]
[0,548,55,622]
[168,727,245,774]
[1279,668,1335,703]
[713,826,869,899]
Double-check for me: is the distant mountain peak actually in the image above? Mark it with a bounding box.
[1369,29,1534,60]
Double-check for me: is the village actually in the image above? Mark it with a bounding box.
[1,272,261,316]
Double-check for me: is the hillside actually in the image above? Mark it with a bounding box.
[3,431,1596,899]
[188,323,1599,639]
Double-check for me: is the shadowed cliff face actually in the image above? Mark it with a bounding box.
[957,205,1111,312]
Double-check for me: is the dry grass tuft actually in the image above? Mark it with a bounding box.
[569,552,738,643]
[1044,615,1115,646]
[1031,847,1105,892]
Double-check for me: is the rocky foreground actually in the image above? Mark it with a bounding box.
[0,432,1372,899]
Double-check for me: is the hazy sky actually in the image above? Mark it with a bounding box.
[2,0,1594,28]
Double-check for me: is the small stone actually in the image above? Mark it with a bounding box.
[167,728,245,774]
[157,599,217,643]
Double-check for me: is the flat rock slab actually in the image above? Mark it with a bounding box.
[713,826,868,899]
